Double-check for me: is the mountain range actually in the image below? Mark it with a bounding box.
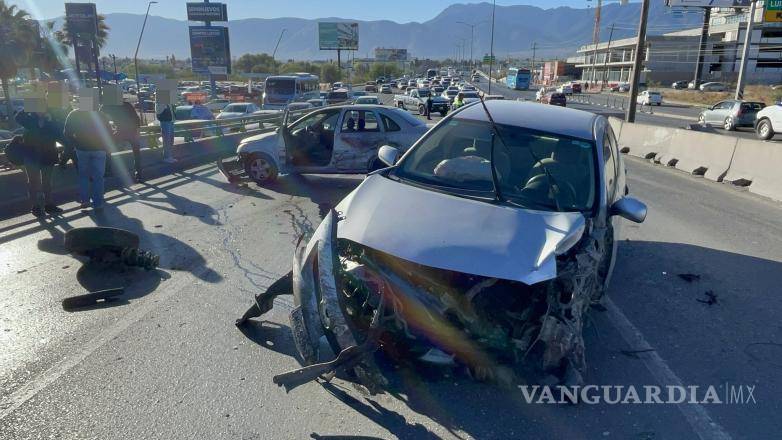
[52,2,703,61]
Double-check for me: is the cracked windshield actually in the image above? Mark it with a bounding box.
[0,0,780,439]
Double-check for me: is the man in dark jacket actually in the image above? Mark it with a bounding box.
[16,107,62,217]
[101,100,143,182]
[425,94,433,120]
[64,93,114,211]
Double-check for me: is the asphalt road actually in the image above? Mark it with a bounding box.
[1,107,781,439]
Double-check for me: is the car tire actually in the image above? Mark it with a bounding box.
[244,153,278,185]
[756,118,774,140]
[397,101,404,109]
[64,227,140,256]
[418,105,426,116]
[724,117,735,131]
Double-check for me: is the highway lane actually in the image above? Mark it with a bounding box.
[1,115,781,438]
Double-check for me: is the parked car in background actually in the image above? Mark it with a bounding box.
[698,100,765,131]
[541,92,567,107]
[355,96,381,105]
[460,91,482,106]
[687,81,697,90]
[326,89,351,105]
[365,81,378,92]
[557,84,573,95]
[148,104,216,139]
[637,90,663,106]
[700,82,727,92]
[571,83,582,94]
[754,104,782,140]
[395,88,450,116]
[205,98,231,112]
[216,102,261,120]
[380,84,392,94]
[307,98,326,107]
[672,80,689,90]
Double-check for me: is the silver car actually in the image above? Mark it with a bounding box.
[698,100,765,131]
[219,105,429,184]
[237,101,647,389]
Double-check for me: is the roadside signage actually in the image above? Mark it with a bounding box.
[186,2,228,22]
[64,3,98,37]
[189,26,232,76]
[318,22,359,50]
[483,55,496,63]
[665,0,751,7]
[766,0,782,22]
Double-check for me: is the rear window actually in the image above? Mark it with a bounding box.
[649,92,661,96]
[741,102,765,111]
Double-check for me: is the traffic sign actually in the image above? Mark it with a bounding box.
[186,2,228,22]
[482,55,496,63]
[766,0,782,22]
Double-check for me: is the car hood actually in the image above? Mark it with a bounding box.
[335,174,586,285]
[237,130,277,153]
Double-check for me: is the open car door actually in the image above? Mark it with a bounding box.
[284,108,341,173]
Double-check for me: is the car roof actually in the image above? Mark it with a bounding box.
[453,100,597,141]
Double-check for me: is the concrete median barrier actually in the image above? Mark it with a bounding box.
[618,123,675,160]
[665,130,737,182]
[723,138,782,202]
[608,117,623,140]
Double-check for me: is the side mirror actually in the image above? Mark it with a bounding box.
[610,197,647,223]
[378,145,400,167]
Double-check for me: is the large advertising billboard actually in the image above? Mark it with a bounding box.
[65,3,98,36]
[189,26,232,75]
[665,1,751,7]
[318,22,359,50]
[766,0,782,22]
[375,48,408,62]
[186,2,228,22]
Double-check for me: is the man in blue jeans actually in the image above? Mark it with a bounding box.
[63,91,114,211]
[157,102,176,164]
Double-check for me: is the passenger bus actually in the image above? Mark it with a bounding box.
[262,73,320,110]
[506,68,532,91]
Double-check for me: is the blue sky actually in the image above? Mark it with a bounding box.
[12,0,598,22]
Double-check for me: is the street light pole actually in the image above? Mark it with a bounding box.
[625,0,649,123]
[735,0,758,100]
[457,21,476,71]
[134,1,157,124]
[488,0,496,95]
[271,28,287,74]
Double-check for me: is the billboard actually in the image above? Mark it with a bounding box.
[186,2,228,22]
[766,0,782,22]
[375,48,408,62]
[65,3,98,36]
[318,22,359,50]
[189,26,232,76]
[665,1,751,7]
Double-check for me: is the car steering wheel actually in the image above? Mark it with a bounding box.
[524,173,578,208]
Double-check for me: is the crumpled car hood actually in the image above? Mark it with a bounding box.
[336,174,586,285]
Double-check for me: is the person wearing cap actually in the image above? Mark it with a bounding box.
[15,101,62,217]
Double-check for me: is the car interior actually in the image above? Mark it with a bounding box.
[287,109,340,167]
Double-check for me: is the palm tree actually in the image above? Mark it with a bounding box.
[0,1,33,125]
[34,21,70,75]
[57,13,109,50]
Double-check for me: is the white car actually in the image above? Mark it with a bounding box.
[637,90,663,106]
[557,84,573,95]
[205,99,231,112]
[700,82,727,92]
[755,104,782,140]
[286,102,314,111]
[216,102,260,120]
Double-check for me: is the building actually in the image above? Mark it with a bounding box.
[574,3,782,86]
[576,34,701,85]
[541,61,582,85]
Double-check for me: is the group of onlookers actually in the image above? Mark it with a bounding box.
[8,88,177,218]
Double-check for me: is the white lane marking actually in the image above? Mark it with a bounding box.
[604,298,732,440]
[0,263,213,420]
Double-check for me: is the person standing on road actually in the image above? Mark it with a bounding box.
[15,106,62,217]
[452,93,465,110]
[64,94,114,211]
[101,100,143,182]
[425,94,433,120]
[157,102,176,164]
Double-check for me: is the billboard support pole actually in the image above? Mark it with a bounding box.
[693,7,711,90]
[337,49,342,82]
[625,0,650,123]
[203,0,217,99]
[735,0,757,100]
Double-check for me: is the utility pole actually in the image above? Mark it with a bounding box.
[271,28,286,74]
[488,0,496,95]
[693,7,711,90]
[600,23,615,90]
[591,0,602,86]
[735,0,758,100]
[626,0,649,123]
[531,41,537,85]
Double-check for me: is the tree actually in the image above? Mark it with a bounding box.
[33,21,70,75]
[57,13,109,50]
[234,53,277,74]
[320,63,339,84]
[0,1,33,125]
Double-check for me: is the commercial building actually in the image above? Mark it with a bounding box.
[541,60,582,85]
[574,3,782,86]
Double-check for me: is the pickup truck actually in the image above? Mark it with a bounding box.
[393,88,450,116]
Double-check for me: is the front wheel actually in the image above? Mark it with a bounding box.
[418,105,426,116]
[440,110,448,117]
[724,117,735,131]
[756,119,775,140]
[244,153,278,185]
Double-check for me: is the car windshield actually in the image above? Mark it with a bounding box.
[463,92,480,99]
[393,118,596,212]
[418,90,431,97]
[266,79,295,95]
[328,92,348,100]
[224,104,249,113]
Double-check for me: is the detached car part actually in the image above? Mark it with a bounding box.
[65,227,159,270]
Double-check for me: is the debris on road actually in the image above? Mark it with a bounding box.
[65,227,160,270]
[697,290,718,306]
[62,287,125,309]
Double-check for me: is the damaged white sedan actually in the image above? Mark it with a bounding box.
[237,100,647,391]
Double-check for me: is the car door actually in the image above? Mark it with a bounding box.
[705,101,725,124]
[284,108,341,173]
[332,109,386,172]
